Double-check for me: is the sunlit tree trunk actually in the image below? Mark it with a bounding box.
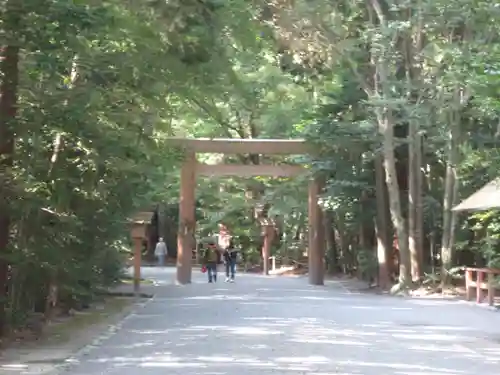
[379,111,411,289]
[374,155,391,288]
[439,24,471,286]
[405,4,425,282]
[408,125,424,281]
[370,0,411,290]
[440,110,461,285]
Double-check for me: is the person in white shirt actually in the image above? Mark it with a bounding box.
[154,237,167,267]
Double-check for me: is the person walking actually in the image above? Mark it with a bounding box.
[203,241,220,283]
[223,239,238,282]
[154,237,167,267]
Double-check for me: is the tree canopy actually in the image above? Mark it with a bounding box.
[2,0,500,334]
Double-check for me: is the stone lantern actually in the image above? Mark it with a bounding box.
[129,212,153,293]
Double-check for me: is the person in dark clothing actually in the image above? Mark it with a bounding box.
[203,242,220,283]
[223,240,238,282]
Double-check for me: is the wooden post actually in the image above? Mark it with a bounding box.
[262,225,273,275]
[133,238,142,293]
[487,272,495,306]
[308,177,325,285]
[477,270,484,303]
[465,268,473,301]
[177,150,196,284]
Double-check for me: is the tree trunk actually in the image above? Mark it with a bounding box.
[334,213,347,274]
[408,125,424,281]
[369,0,411,289]
[0,42,20,334]
[359,190,370,250]
[405,5,425,282]
[262,225,273,275]
[425,162,437,273]
[439,24,470,286]
[379,110,411,288]
[44,56,80,319]
[374,155,391,288]
[440,118,460,285]
[324,211,338,274]
[282,225,290,265]
[416,140,424,272]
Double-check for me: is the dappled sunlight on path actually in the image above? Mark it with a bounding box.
[54,269,500,374]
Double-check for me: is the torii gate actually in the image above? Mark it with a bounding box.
[169,138,325,286]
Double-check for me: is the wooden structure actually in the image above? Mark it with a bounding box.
[169,137,325,286]
[129,211,153,293]
[465,267,500,305]
[453,178,500,212]
[454,179,500,306]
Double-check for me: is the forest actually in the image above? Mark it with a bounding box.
[1,0,500,335]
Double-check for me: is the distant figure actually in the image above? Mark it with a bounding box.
[154,237,167,267]
[203,242,220,283]
[223,239,238,282]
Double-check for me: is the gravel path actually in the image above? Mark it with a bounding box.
[56,267,500,375]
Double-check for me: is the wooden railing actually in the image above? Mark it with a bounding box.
[465,267,500,305]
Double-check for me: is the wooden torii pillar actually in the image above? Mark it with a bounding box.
[177,151,196,285]
[172,138,325,285]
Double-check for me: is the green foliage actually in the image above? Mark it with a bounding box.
[5,0,500,332]
[0,0,265,330]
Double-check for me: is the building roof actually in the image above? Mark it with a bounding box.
[453,178,500,211]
